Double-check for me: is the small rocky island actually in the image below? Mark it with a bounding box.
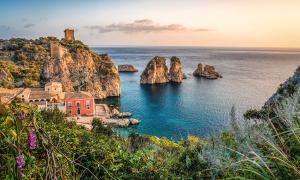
[118,64,138,72]
[169,56,186,82]
[193,63,222,79]
[140,56,185,84]
[140,56,170,84]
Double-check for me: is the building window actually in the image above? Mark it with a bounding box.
[86,100,90,109]
[68,102,72,108]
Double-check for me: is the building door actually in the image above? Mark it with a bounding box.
[76,102,80,115]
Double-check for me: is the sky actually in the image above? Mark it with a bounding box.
[0,0,300,47]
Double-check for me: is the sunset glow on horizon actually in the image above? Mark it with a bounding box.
[1,0,300,47]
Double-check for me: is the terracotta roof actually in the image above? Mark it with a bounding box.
[30,88,44,92]
[65,91,93,99]
[31,101,47,105]
[29,91,53,99]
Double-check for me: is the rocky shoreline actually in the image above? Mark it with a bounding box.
[68,107,141,129]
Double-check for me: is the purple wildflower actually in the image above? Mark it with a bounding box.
[16,154,25,175]
[18,112,26,120]
[28,131,37,150]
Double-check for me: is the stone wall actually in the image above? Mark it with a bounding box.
[50,43,65,59]
[45,82,63,95]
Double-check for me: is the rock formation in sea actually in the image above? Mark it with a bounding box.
[193,64,222,79]
[169,56,185,83]
[140,56,169,84]
[118,64,138,72]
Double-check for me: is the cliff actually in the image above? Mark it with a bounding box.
[244,66,300,130]
[0,38,121,98]
[263,66,300,116]
[169,56,185,83]
[140,56,169,84]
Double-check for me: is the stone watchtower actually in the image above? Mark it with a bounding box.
[64,29,75,41]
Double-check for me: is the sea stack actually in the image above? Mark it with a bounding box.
[118,64,138,72]
[169,56,185,83]
[140,56,169,84]
[193,64,222,79]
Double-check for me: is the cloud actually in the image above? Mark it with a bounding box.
[195,28,215,31]
[0,25,10,31]
[85,19,213,34]
[24,23,35,28]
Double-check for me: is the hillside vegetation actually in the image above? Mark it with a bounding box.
[0,37,121,98]
[0,37,54,88]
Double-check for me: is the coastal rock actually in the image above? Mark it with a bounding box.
[118,64,138,72]
[140,56,169,84]
[117,112,132,118]
[42,44,121,99]
[169,56,185,83]
[104,118,130,128]
[193,64,222,79]
[111,109,132,118]
[130,119,141,125]
[112,108,120,116]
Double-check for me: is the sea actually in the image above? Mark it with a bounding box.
[92,47,300,140]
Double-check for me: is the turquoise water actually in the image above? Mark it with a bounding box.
[92,47,300,140]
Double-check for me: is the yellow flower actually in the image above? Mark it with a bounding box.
[9,129,17,140]
[3,116,14,127]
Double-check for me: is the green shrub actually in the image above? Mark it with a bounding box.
[244,108,263,120]
[128,133,150,153]
[40,106,66,123]
[91,117,113,136]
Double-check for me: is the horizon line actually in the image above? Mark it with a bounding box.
[88,45,300,50]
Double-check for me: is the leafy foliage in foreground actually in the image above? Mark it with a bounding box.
[0,98,299,179]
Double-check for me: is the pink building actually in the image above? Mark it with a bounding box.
[65,92,94,117]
